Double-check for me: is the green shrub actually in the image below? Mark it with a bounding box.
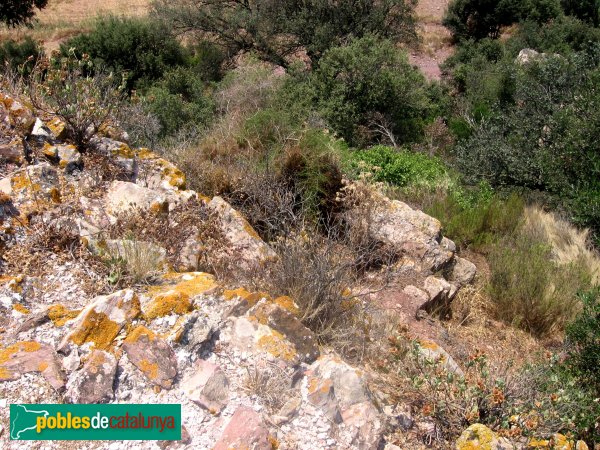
[145,67,214,137]
[444,0,562,41]
[1,0,47,27]
[308,36,431,147]
[488,231,590,336]
[565,288,600,394]
[63,15,187,91]
[0,37,42,77]
[351,145,449,189]
[426,186,524,250]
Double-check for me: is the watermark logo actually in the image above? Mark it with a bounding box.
[10,404,181,440]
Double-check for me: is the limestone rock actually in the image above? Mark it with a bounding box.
[418,339,463,376]
[456,424,515,450]
[59,289,140,351]
[250,300,319,363]
[213,406,271,450]
[123,326,178,389]
[0,163,60,207]
[42,144,82,173]
[181,360,229,414]
[208,196,277,270]
[359,198,454,273]
[1,94,35,133]
[421,276,455,315]
[516,48,540,65]
[135,148,187,191]
[0,341,65,391]
[448,256,477,286]
[66,350,118,403]
[341,401,384,450]
[105,180,167,216]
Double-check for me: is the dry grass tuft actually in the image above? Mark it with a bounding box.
[523,205,600,284]
[242,357,297,413]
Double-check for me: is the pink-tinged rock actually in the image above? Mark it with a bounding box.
[123,326,178,390]
[65,350,118,403]
[0,341,65,391]
[213,406,271,450]
[181,360,229,414]
[306,376,342,423]
[341,401,384,450]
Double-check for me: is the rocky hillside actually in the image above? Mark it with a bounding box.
[0,91,590,450]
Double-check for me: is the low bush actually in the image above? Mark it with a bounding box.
[565,288,600,394]
[487,230,590,336]
[351,145,449,190]
[426,185,524,250]
[28,54,125,150]
[144,66,214,137]
[0,36,42,77]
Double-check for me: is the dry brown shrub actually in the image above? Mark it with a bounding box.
[242,357,298,413]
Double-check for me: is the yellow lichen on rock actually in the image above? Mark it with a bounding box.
[223,287,271,307]
[48,305,81,327]
[68,310,121,349]
[147,272,217,302]
[273,296,299,315]
[144,291,193,320]
[455,424,498,450]
[125,325,156,343]
[0,341,42,378]
[139,358,159,380]
[12,304,30,314]
[257,328,297,362]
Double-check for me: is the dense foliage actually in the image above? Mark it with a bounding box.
[0,37,42,76]
[63,16,188,91]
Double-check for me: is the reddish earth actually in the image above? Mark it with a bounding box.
[409,0,454,80]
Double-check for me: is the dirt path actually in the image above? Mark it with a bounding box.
[409,0,454,80]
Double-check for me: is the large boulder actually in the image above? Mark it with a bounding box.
[105,180,167,216]
[208,196,277,270]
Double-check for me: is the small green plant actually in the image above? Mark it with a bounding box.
[426,185,524,250]
[28,53,125,149]
[565,288,600,393]
[351,145,449,189]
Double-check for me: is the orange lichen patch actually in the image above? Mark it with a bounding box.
[68,310,121,349]
[269,435,280,450]
[223,287,271,306]
[257,329,297,362]
[240,214,261,240]
[418,339,440,351]
[38,361,49,372]
[273,296,299,315]
[0,341,40,362]
[48,305,81,327]
[308,377,332,395]
[147,272,217,304]
[0,275,23,293]
[11,171,33,192]
[12,304,29,314]
[125,325,156,343]
[135,148,186,188]
[139,359,159,380]
[46,118,67,140]
[144,291,193,320]
[42,143,58,159]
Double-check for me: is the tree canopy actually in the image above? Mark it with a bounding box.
[151,0,418,67]
[0,0,48,27]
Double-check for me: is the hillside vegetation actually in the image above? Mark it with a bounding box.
[0,0,599,448]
